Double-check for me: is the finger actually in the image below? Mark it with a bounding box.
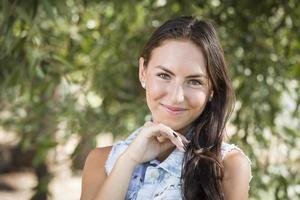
[172,132,186,152]
[160,140,175,152]
[161,141,186,153]
[156,134,185,152]
[172,131,185,146]
[155,124,185,150]
[146,127,183,150]
[142,122,186,151]
[144,121,154,127]
[176,133,190,144]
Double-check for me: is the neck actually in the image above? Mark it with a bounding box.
[176,124,193,136]
[157,146,176,162]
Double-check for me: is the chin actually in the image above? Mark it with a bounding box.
[154,118,188,132]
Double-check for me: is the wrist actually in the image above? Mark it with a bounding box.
[119,149,140,167]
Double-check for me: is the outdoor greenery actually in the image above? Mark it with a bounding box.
[0,0,299,199]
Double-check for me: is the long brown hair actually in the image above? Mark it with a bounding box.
[140,16,235,200]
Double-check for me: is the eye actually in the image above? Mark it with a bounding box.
[188,79,202,85]
[157,73,171,80]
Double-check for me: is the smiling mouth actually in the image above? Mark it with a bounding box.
[160,103,187,114]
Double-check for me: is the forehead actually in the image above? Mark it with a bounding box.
[147,39,207,75]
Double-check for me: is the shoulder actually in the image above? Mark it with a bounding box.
[86,146,113,166]
[222,147,252,200]
[80,146,112,200]
[222,148,251,181]
[83,146,113,174]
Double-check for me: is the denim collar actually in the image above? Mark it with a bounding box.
[150,149,184,178]
[125,124,195,178]
[149,126,195,178]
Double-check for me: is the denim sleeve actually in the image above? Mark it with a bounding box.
[104,141,128,175]
[104,127,142,175]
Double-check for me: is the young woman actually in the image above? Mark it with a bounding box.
[80,16,252,200]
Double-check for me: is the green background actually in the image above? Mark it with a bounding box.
[0,0,299,199]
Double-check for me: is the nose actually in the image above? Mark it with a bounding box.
[169,82,184,104]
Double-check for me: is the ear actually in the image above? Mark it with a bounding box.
[139,57,147,88]
[208,90,214,101]
[210,90,214,98]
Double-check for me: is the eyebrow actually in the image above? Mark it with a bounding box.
[155,65,208,79]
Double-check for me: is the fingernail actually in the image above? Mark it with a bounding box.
[173,132,178,138]
[182,139,190,144]
[180,142,185,147]
[182,137,190,143]
[179,147,185,152]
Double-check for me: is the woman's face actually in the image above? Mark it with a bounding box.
[139,39,212,134]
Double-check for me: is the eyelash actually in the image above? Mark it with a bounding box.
[188,79,202,85]
[157,73,202,85]
[157,73,170,80]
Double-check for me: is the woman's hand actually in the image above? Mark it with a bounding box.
[123,121,189,165]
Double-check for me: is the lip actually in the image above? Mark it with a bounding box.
[161,103,187,115]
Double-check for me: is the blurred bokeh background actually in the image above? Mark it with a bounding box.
[0,0,299,200]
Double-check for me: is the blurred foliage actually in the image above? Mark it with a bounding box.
[0,0,299,199]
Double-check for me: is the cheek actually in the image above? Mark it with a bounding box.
[146,78,166,101]
[187,90,208,109]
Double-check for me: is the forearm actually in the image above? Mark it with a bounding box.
[93,152,138,200]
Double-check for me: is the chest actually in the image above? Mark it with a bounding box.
[135,166,182,200]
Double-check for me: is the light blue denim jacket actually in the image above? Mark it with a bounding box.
[105,127,251,200]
